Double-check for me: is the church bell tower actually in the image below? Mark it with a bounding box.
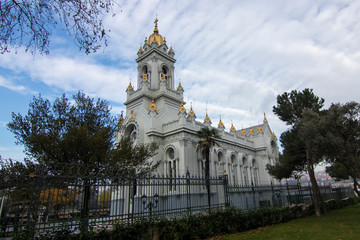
[136,18,176,90]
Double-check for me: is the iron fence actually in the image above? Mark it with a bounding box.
[0,170,355,237]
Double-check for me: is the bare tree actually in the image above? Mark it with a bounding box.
[0,0,117,54]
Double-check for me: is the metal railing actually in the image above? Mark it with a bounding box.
[0,170,354,237]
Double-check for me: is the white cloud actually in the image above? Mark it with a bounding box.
[1,0,360,156]
[0,76,26,92]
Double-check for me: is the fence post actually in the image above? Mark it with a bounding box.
[271,181,275,207]
[186,170,191,215]
[223,173,230,207]
[286,181,291,205]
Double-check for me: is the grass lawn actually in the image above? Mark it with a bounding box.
[214,204,360,240]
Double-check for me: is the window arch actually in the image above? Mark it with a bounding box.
[165,146,177,191]
[230,154,237,185]
[161,65,169,80]
[217,151,225,176]
[242,157,249,185]
[252,159,259,186]
[124,124,137,145]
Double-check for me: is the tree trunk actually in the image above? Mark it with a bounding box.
[205,146,211,211]
[306,150,323,217]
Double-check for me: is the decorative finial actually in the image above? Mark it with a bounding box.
[154,17,159,33]
[149,98,157,111]
[204,108,211,123]
[189,103,195,116]
[218,115,224,128]
[179,101,186,113]
[128,109,135,121]
[230,121,236,131]
[127,79,133,90]
[263,113,267,123]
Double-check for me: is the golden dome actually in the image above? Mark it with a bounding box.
[147,18,165,46]
[204,112,211,122]
[179,102,186,113]
[218,118,224,128]
[240,128,246,135]
[257,125,263,133]
[249,127,254,135]
[149,99,157,111]
[189,105,195,116]
[230,123,236,131]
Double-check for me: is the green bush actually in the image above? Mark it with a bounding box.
[25,196,360,240]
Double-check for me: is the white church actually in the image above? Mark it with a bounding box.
[116,18,279,186]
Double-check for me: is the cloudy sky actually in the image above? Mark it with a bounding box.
[1,0,360,161]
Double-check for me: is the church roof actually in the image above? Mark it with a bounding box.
[147,18,166,46]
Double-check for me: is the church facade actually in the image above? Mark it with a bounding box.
[117,19,279,186]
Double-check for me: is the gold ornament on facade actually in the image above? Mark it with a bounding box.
[257,125,263,133]
[179,102,186,113]
[273,132,277,139]
[249,127,254,135]
[218,118,224,128]
[138,44,143,53]
[240,128,246,135]
[189,105,195,116]
[263,113,267,123]
[160,73,166,81]
[119,112,124,125]
[204,112,211,122]
[128,109,135,121]
[149,99,157,111]
[127,81,133,90]
[169,46,174,53]
[177,81,183,90]
[230,123,236,132]
[142,74,148,81]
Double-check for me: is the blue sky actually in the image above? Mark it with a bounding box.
[1,0,360,161]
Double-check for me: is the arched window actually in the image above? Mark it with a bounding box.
[252,159,259,186]
[242,157,248,186]
[141,65,149,82]
[230,154,237,185]
[217,151,224,177]
[124,124,137,145]
[161,65,169,80]
[166,147,176,191]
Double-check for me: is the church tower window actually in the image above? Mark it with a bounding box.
[161,65,168,80]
